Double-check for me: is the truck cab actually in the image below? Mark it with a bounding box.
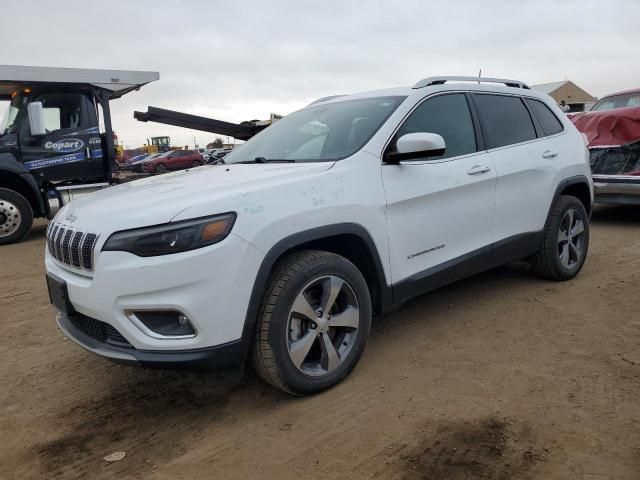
[0,65,158,244]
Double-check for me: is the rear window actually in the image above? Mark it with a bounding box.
[526,99,564,136]
[473,94,537,149]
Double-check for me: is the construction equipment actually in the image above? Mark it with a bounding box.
[0,65,158,244]
[134,106,273,141]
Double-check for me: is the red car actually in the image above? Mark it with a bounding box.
[143,150,204,173]
[569,88,640,204]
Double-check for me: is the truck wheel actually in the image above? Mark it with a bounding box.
[155,163,167,174]
[252,250,372,395]
[0,188,33,245]
[531,195,589,281]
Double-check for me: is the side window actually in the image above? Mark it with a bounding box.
[36,94,85,133]
[396,93,476,160]
[526,99,564,136]
[473,94,536,149]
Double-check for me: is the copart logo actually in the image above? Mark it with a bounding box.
[45,138,84,153]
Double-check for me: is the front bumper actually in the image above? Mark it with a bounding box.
[593,175,640,205]
[56,311,246,369]
[46,232,264,358]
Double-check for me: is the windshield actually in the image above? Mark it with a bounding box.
[0,92,26,135]
[224,96,406,164]
[591,93,640,112]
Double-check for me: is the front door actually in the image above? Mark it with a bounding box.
[19,92,103,182]
[382,93,496,292]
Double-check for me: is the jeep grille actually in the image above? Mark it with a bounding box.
[46,222,98,272]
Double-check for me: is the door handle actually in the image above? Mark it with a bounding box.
[542,150,558,159]
[467,164,491,175]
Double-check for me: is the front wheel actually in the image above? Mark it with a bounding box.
[252,250,372,395]
[155,163,167,174]
[192,160,201,168]
[531,195,589,280]
[0,188,34,245]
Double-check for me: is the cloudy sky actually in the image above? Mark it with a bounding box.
[1,0,638,148]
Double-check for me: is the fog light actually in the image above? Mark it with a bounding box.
[130,310,196,337]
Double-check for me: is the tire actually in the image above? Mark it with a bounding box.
[531,195,589,281]
[155,163,167,174]
[0,188,34,245]
[252,250,372,395]
[192,160,201,168]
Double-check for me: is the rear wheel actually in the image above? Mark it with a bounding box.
[252,250,372,395]
[0,188,33,245]
[155,163,167,174]
[531,195,589,280]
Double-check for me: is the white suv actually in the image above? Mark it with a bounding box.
[45,76,593,395]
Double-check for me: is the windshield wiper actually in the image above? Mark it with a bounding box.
[237,157,296,164]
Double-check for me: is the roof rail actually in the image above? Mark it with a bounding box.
[307,94,346,106]
[413,76,530,90]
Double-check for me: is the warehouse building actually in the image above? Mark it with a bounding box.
[532,80,597,112]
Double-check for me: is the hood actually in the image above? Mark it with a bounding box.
[57,162,333,232]
[570,106,640,148]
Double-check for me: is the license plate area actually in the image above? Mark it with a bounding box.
[46,274,75,316]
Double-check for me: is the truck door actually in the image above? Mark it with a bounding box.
[18,92,103,183]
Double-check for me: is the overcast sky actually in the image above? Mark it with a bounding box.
[1,0,638,148]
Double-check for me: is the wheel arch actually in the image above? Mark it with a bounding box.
[0,168,45,217]
[552,175,593,217]
[239,223,391,361]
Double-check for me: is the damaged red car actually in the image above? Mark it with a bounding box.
[570,88,640,205]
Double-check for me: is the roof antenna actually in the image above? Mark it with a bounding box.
[478,69,482,84]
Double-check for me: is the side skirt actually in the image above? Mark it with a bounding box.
[391,231,543,307]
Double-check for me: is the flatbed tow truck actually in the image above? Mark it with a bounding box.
[0,65,274,245]
[0,65,159,244]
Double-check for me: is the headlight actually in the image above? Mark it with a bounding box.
[102,213,236,257]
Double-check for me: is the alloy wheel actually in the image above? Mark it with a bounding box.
[286,275,360,377]
[557,208,585,268]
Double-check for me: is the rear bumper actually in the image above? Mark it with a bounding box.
[593,175,640,205]
[56,311,247,370]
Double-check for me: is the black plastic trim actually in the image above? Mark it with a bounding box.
[240,223,392,359]
[465,92,486,151]
[550,175,593,215]
[393,244,492,306]
[392,231,544,307]
[57,312,245,370]
[0,153,45,214]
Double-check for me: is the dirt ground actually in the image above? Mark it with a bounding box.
[1,206,639,480]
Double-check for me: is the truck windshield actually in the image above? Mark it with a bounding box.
[224,96,406,164]
[0,93,26,135]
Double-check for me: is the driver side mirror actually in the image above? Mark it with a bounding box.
[385,132,446,164]
[27,102,46,136]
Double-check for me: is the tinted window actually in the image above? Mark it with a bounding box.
[526,99,563,136]
[474,94,536,149]
[396,93,476,159]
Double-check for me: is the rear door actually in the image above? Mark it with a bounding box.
[382,92,496,290]
[472,93,555,247]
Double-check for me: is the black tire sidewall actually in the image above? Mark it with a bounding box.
[267,255,372,395]
[155,164,166,173]
[0,188,33,245]
[547,196,590,279]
